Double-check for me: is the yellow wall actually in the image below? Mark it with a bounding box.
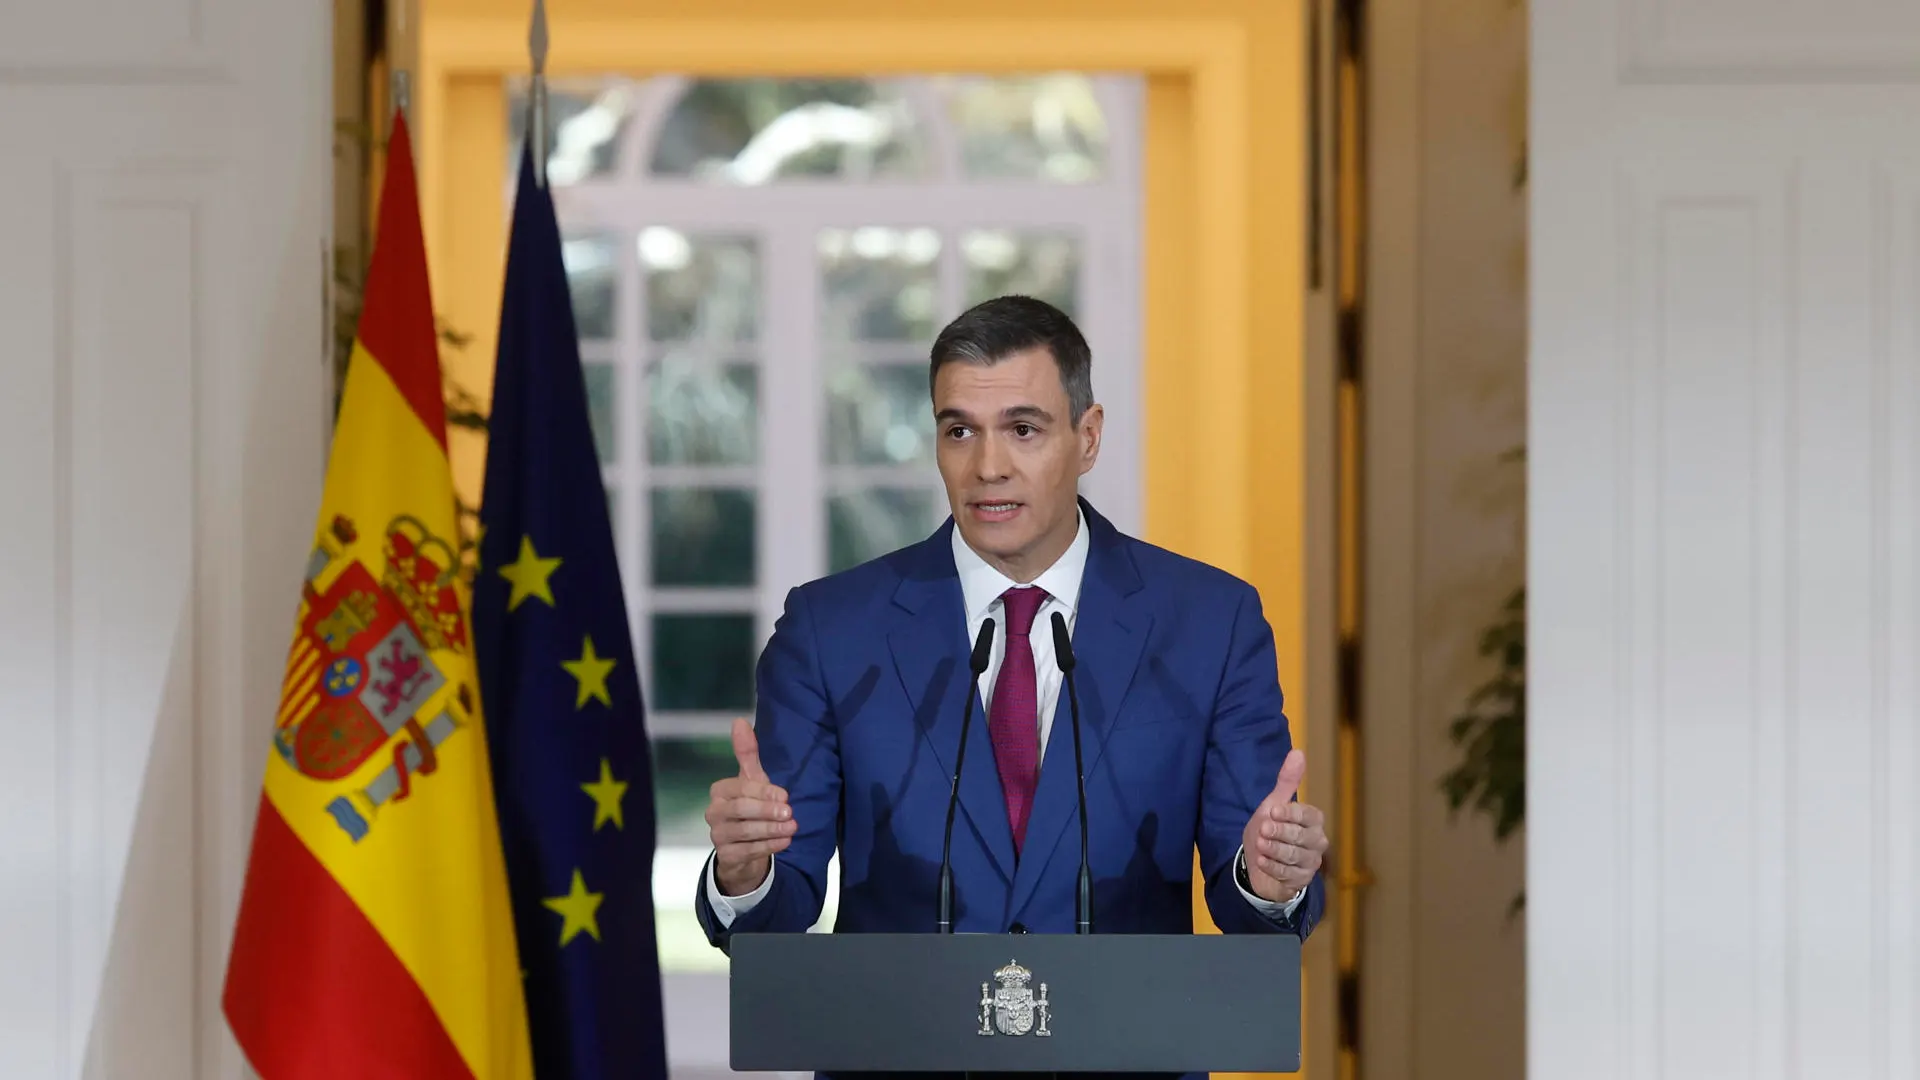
[415,0,1321,1072]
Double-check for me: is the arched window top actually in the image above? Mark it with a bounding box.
[649,78,930,184]
[933,74,1109,183]
[509,73,1113,187]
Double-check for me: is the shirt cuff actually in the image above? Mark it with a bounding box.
[704,850,775,927]
[1234,844,1307,920]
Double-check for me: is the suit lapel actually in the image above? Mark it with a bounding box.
[1007,508,1150,920]
[886,526,1016,885]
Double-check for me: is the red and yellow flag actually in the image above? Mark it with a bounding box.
[223,113,533,1080]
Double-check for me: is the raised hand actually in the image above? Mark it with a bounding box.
[705,717,796,896]
[1240,749,1328,903]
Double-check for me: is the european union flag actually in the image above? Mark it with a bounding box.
[473,143,668,1080]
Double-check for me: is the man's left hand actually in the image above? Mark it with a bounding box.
[1241,749,1329,903]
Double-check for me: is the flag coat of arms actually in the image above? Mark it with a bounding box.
[222,113,535,1080]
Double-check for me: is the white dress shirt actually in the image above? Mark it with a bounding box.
[704,508,1305,924]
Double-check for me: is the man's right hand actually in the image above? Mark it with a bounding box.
[706,717,795,896]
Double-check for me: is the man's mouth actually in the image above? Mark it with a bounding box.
[970,501,1023,520]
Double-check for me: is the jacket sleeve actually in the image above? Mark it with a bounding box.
[1197,585,1326,939]
[694,584,843,952]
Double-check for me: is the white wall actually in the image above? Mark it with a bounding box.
[1362,0,1529,1075]
[1532,0,1920,1077]
[0,2,330,1077]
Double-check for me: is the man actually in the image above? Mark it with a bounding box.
[697,295,1328,949]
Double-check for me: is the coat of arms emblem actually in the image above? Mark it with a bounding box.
[272,513,472,842]
[977,960,1052,1037]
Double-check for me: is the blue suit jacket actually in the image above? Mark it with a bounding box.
[696,499,1326,948]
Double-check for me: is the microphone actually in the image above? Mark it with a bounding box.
[1050,611,1093,935]
[939,618,997,933]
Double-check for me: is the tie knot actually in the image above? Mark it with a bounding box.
[999,586,1048,636]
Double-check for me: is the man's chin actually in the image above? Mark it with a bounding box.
[956,519,1030,558]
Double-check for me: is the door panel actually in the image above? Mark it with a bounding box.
[0,3,329,1076]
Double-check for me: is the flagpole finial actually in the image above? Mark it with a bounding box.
[529,0,549,73]
[389,0,414,135]
[528,0,550,188]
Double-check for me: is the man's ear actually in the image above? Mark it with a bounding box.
[1077,403,1105,473]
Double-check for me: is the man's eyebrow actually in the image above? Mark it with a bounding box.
[1003,405,1054,423]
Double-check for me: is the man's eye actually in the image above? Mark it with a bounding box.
[945,426,972,439]
[1013,424,1035,437]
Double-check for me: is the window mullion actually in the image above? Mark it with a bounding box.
[757,223,825,653]
[619,227,652,699]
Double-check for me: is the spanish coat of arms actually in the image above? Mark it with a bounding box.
[978,960,1052,1037]
[272,513,471,841]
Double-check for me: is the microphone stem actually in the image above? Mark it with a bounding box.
[940,621,990,933]
[940,622,990,933]
[1066,667,1092,935]
[939,688,973,933]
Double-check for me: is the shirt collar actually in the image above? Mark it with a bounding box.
[951,505,1090,624]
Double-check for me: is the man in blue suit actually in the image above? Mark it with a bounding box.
[697,296,1328,950]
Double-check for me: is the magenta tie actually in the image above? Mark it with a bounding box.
[988,586,1048,855]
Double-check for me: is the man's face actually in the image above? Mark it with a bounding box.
[932,347,1102,581]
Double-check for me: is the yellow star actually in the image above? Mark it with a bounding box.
[561,635,616,708]
[497,535,562,611]
[541,869,603,946]
[581,758,629,831]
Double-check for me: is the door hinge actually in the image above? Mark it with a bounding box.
[1337,637,1361,727]
[1336,0,1365,62]
[1338,305,1363,385]
[1337,970,1361,1050]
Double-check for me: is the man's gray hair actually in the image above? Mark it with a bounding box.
[928,295,1095,424]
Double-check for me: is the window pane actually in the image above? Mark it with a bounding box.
[648,359,757,466]
[651,488,755,587]
[825,363,933,466]
[819,227,940,342]
[583,360,615,464]
[649,78,929,184]
[829,489,941,573]
[564,235,617,340]
[963,230,1082,317]
[656,848,729,974]
[652,735,736,846]
[641,229,759,343]
[940,74,1108,183]
[506,75,637,187]
[652,614,756,711]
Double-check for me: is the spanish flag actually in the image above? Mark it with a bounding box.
[222,112,534,1080]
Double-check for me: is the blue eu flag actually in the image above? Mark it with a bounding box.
[473,144,668,1080]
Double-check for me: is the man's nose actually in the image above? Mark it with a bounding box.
[974,434,1011,480]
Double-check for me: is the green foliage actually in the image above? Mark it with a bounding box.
[1439,585,1525,837]
[1438,446,1527,919]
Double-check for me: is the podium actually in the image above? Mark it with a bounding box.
[729,932,1301,1074]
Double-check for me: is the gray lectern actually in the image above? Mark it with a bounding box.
[729,932,1301,1074]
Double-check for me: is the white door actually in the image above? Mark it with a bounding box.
[0,3,329,1077]
[1531,2,1920,1078]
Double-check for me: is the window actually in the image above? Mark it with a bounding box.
[506,67,1142,1012]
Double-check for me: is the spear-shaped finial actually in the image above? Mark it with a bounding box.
[390,0,413,134]
[528,0,549,187]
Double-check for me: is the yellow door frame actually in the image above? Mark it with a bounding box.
[413,5,1331,1076]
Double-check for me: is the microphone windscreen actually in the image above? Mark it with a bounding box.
[1050,611,1076,672]
[970,617,996,674]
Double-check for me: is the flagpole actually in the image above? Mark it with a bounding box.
[389,0,413,133]
[528,0,550,188]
